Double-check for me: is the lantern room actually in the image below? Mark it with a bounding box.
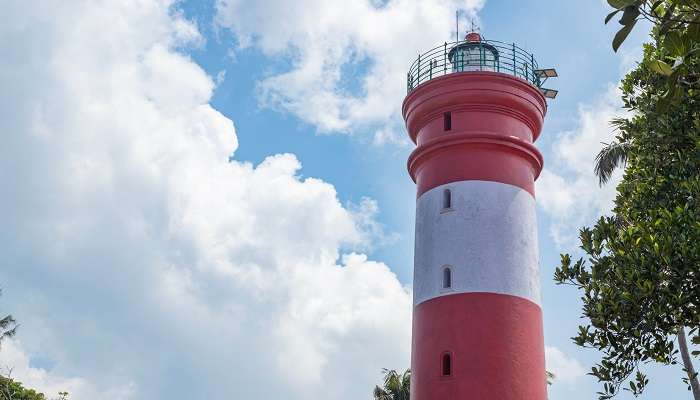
[448,32,499,72]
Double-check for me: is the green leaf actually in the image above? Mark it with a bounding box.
[688,15,700,42]
[607,0,634,9]
[652,0,665,16]
[664,31,686,56]
[605,9,621,24]
[649,60,673,76]
[619,6,640,26]
[613,20,637,52]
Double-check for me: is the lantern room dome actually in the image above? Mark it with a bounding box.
[465,32,481,42]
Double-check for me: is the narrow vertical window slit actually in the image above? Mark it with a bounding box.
[443,267,452,289]
[442,353,452,376]
[443,112,452,131]
[443,189,451,209]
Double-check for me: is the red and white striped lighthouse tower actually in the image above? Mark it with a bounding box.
[403,31,557,399]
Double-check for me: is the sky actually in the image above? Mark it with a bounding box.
[0,0,693,399]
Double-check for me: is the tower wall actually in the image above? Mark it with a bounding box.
[403,71,547,400]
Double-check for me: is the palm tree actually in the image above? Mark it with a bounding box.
[594,118,631,186]
[373,369,410,400]
[0,290,16,347]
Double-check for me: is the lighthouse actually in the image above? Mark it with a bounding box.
[403,31,557,399]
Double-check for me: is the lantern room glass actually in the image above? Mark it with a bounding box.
[449,42,499,72]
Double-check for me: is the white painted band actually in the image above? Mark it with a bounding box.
[413,180,541,306]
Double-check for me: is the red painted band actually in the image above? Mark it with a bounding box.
[411,292,546,400]
[408,132,543,197]
[402,72,547,144]
[412,103,537,146]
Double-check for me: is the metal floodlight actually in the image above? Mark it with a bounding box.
[534,68,558,78]
[540,88,558,99]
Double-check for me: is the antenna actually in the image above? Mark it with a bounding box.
[456,11,459,42]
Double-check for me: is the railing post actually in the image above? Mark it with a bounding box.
[479,40,483,71]
[512,43,516,76]
[444,42,447,74]
[525,62,528,82]
[531,54,536,84]
[417,53,421,85]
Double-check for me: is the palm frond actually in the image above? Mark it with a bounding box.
[0,289,17,345]
[375,368,411,400]
[594,140,631,186]
[373,386,390,400]
[0,315,15,330]
[1,325,16,341]
[547,370,555,386]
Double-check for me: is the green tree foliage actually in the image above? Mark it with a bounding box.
[605,0,700,107]
[373,369,410,400]
[0,376,46,400]
[555,8,700,398]
[0,375,68,400]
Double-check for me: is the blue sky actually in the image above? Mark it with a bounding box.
[0,0,693,399]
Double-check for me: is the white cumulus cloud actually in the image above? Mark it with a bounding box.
[215,0,484,143]
[545,346,586,385]
[0,1,411,399]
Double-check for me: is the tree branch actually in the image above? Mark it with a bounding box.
[678,326,700,400]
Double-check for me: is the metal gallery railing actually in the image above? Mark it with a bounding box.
[407,39,542,93]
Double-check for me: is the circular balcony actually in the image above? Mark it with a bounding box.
[407,35,543,93]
